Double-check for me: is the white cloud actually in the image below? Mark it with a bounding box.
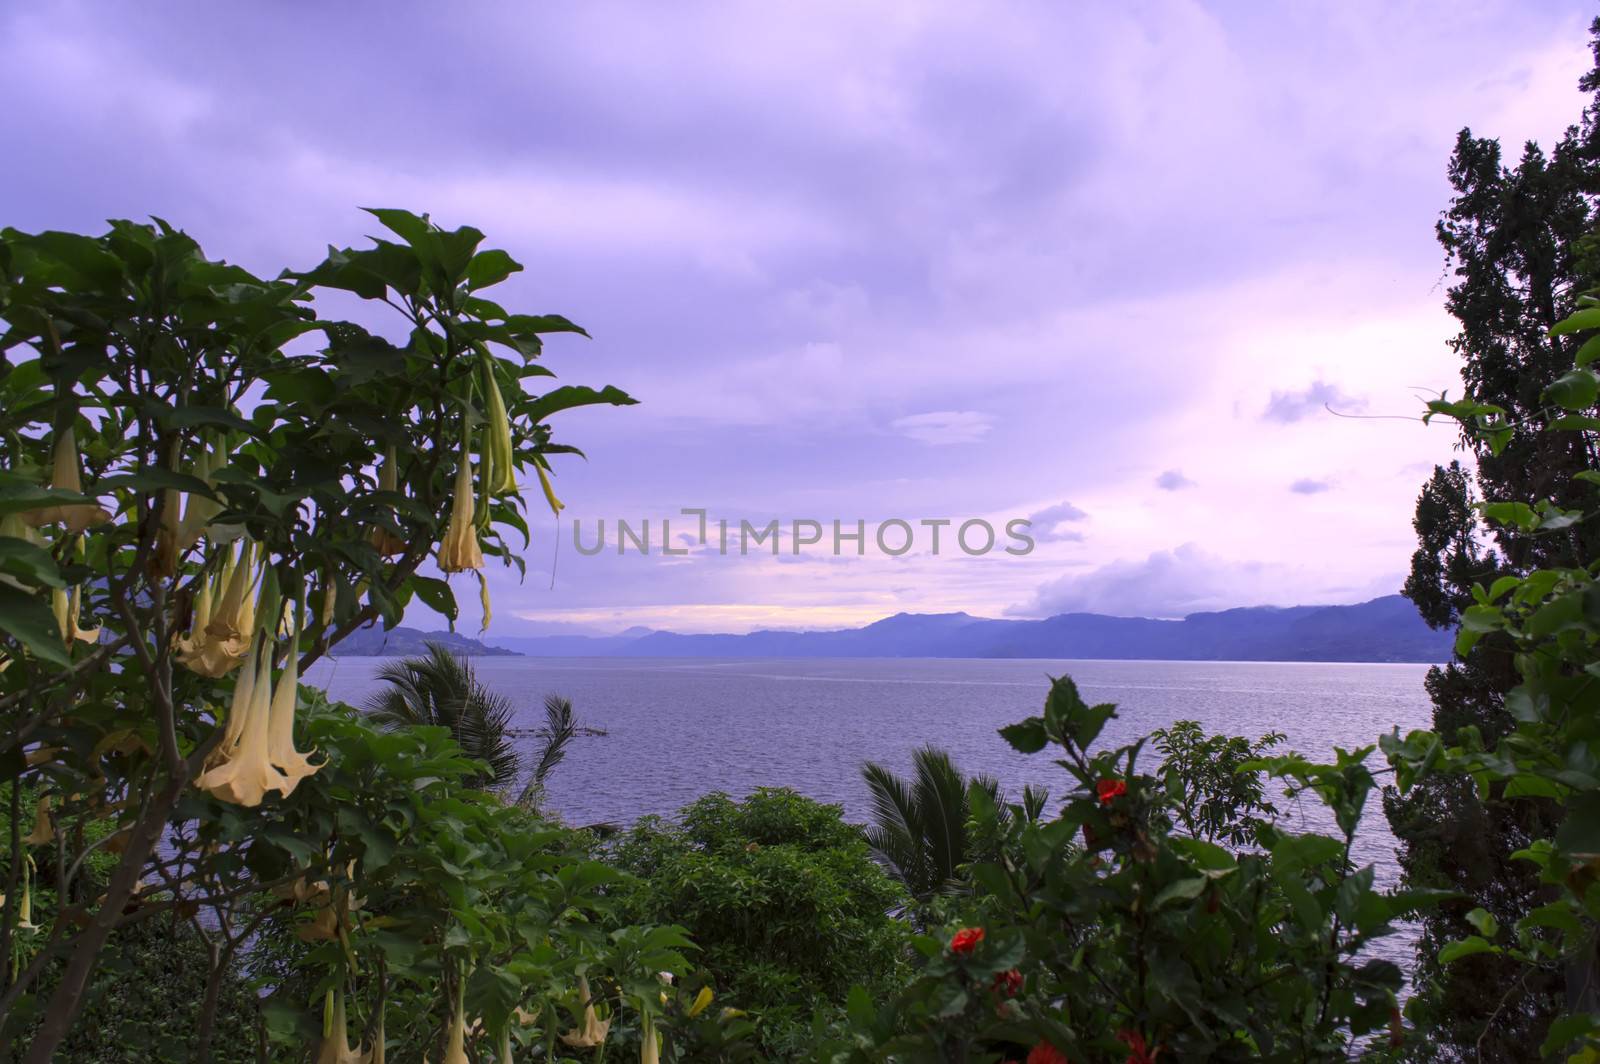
[889,410,994,445]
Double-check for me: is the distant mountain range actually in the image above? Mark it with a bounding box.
[334,625,518,657]
[474,595,1453,663]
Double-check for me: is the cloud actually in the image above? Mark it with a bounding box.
[1263,381,1366,423]
[1155,469,1194,491]
[1290,477,1333,494]
[890,410,994,445]
[1010,543,1397,619]
[1025,500,1088,542]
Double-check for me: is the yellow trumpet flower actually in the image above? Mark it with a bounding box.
[482,362,516,495]
[196,636,291,807]
[25,428,111,535]
[535,464,564,517]
[687,985,714,1018]
[560,976,611,1048]
[182,540,261,677]
[267,607,321,794]
[443,980,469,1064]
[17,856,37,931]
[641,1014,661,1064]
[369,447,407,557]
[178,444,225,550]
[437,441,483,573]
[478,574,492,633]
[23,795,52,847]
[317,989,364,1064]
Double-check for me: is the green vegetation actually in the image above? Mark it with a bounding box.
[366,642,522,790]
[610,789,907,1057]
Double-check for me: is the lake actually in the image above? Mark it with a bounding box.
[304,655,1435,892]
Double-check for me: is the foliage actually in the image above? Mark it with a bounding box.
[1389,19,1600,1055]
[518,693,582,810]
[0,210,644,1059]
[610,788,909,1056]
[1153,720,1284,848]
[861,747,1044,914]
[814,676,1436,1063]
[365,641,521,790]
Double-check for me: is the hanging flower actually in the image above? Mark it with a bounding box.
[16,856,38,931]
[443,979,470,1064]
[196,634,291,807]
[687,986,714,1018]
[369,447,407,557]
[317,989,364,1064]
[25,427,111,534]
[181,540,261,677]
[23,795,52,847]
[51,584,101,650]
[482,360,517,496]
[478,573,492,633]
[178,443,226,550]
[560,976,611,1048]
[535,463,564,517]
[640,1013,661,1064]
[437,435,484,573]
[992,969,1023,998]
[267,605,321,793]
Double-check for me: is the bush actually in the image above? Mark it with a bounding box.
[611,788,909,1053]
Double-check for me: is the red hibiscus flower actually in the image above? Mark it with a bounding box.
[1118,1029,1154,1064]
[949,926,985,955]
[992,968,1023,997]
[1096,779,1128,804]
[1026,1041,1069,1064]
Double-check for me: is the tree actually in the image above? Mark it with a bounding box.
[861,746,1041,912]
[518,693,581,809]
[1386,22,1600,1058]
[0,210,640,1059]
[365,642,520,790]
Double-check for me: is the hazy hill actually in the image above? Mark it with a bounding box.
[481,595,1452,663]
[332,625,518,657]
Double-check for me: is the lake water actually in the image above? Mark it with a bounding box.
[304,655,1435,892]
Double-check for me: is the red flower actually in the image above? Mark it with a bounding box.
[1026,1041,1069,1064]
[1118,1030,1154,1064]
[1096,779,1128,804]
[992,968,1023,997]
[949,926,985,955]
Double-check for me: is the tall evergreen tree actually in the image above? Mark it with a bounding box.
[1387,22,1600,1060]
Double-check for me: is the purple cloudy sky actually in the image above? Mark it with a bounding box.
[4,2,1592,634]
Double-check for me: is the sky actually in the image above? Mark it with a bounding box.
[2,1,1593,634]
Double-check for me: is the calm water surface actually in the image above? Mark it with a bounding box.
[305,655,1433,890]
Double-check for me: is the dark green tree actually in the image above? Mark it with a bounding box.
[1386,21,1600,1058]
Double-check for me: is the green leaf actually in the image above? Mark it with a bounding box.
[524,385,636,422]
[465,249,523,291]
[0,537,65,589]
[1153,876,1208,909]
[0,586,70,666]
[1550,306,1600,336]
[1576,333,1600,365]
[363,207,432,249]
[1438,936,1497,964]
[999,717,1048,754]
[1545,368,1600,410]
[1464,907,1499,938]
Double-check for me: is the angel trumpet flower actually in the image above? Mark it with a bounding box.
[560,976,611,1048]
[196,635,291,807]
[369,447,407,557]
[23,795,52,847]
[51,586,100,650]
[640,1014,661,1064]
[267,606,321,793]
[437,437,484,573]
[317,989,364,1064]
[443,980,469,1064]
[26,427,111,534]
[182,540,261,677]
[482,360,516,496]
[535,463,564,517]
[178,443,225,550]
